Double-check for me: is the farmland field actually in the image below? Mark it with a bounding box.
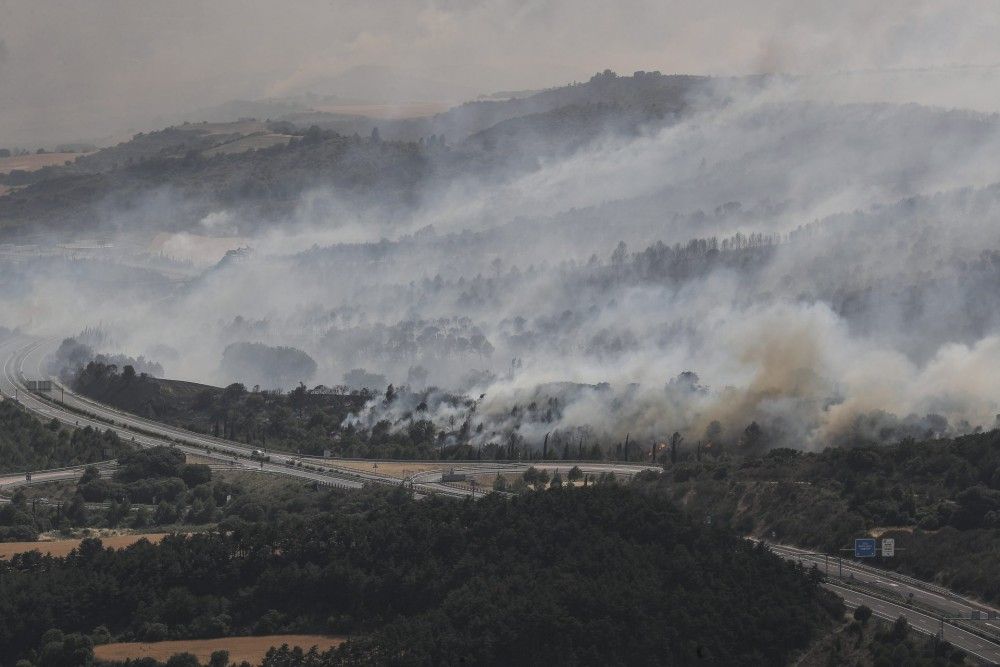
[94,635,346,662]
[0,533,171,559]
[0,152,87,173]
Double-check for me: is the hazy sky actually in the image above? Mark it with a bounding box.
[3,0,1000,145]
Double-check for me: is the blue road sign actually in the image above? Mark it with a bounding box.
[854,538,877,558]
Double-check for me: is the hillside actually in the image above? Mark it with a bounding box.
[0,71,709,240]
[0,129,435,237]
[279,70,709,142]
[72,361,367,452]
[73,361,221,426]
[636,429,1000,604]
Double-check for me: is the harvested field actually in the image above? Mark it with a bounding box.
[0,532,170,559]
[94,635,346,662]
[0,152,86,173]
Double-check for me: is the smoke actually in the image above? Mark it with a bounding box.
[6,69,1000,451]
[7,1,1000,146]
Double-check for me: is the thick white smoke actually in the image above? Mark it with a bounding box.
[5,74,1000,450]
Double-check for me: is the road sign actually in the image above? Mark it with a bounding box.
[854,538,877,558]
[882,538,895,558]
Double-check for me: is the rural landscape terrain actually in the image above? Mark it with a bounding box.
[3,1,1000,665]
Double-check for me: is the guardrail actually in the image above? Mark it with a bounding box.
[828,577,1000,647]
[771,542,1000,650]
[769,543,974,602]
[0,459,117,478]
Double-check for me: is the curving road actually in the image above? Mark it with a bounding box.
[0,335,366,490]
[768,542,1000,663]
[0,335,659,498]
[2,335,998,660]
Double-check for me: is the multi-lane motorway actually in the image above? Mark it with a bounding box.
[3,334,1000,662]
[0,336,369,491]
[770,543,1000,663]
[0,335,657,498]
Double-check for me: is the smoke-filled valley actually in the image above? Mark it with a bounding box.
[5,71,1000,455]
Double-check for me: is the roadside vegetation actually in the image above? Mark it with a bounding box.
[0,401,126,474]
[800,609,968,667]
[72,363,369,457]
[633,428,1000,604]
[0,442,341,543]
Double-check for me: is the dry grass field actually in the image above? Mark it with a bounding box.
[0,152,86,173]
[322,460,460,479]
[202,133,293,157]
[94,635,346,662]
[0,533,170,559]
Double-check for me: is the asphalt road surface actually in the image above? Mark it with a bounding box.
[769,542,1000,664]
[0,335,659,498]
[12,333,993,660]
[0,335,365,491]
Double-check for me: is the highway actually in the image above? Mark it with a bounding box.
[0,335,658,499]
[829,583,1000,664]
[769,542,1000,664]
[0,460,115,490]
[12,333,993,659]
[0,335,365,491]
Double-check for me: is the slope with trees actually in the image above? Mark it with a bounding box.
[636,428,1000,604]
[0,485,840,666]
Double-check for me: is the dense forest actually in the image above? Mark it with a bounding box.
[0,485,841,666]
[0,401,125,474]
[71,363,372,456]
[637,428,1000,603]
[70,364,656,461]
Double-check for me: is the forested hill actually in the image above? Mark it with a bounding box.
[640,428,1000,604]
[72,361,367,453]
[0,71,709,239]
[0,485,841,665]
[274,70,709,144]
